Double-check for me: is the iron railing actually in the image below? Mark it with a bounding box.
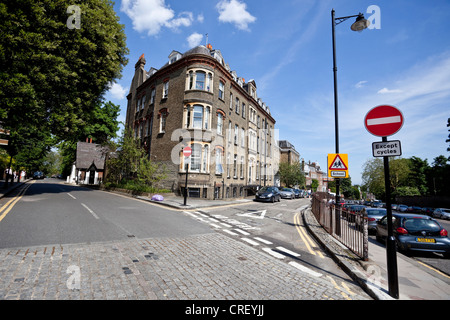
[311,192,368,261]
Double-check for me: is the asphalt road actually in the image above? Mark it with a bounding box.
[0,179,212,249]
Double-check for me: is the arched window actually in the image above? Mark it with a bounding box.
[196,71,205,90]
[193,105,203,129]
[191,143,202,172]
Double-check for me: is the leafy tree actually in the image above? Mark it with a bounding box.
[0,0,128,159]
[105,129,167,192]
[278,161,305,188]
[310,179,319,192]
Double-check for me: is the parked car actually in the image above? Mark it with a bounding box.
[343,204,366,222]
[255,186,281,203]
[433,208,450,220]
[33,171,44,179]
[391,204,399,211]
[279,187,295,199]
[421,207,434,216]
[376,213,450,257]
[397,204,408,212]
[407,206,422,213]
[357,208,387,233]
[292,189,301,198]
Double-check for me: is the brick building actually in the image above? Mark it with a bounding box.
[125,45,278,199]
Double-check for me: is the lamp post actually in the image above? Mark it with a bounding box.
[331,9,369,234]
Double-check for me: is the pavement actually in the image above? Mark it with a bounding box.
[0,182,449,300]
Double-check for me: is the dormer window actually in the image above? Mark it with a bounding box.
[168,51,182,64]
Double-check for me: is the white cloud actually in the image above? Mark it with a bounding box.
[377,87,402,94]
[108,82,128,100]
[355,80,368,88]
[120,0,193,36]
[187,33,203,48]
[216,0,256,31]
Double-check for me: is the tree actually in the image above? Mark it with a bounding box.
[105,129,167,192]
[278,161,305,188]
[0,0,128,151]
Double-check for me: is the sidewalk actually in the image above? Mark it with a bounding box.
[302,207,450,300]
[136,194,254,210]
[0,179,30,199]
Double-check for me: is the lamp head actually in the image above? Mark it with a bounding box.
[351,13,370,32]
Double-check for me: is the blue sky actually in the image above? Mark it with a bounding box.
[104,0,450,185]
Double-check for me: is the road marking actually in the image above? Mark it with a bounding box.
[209,223,222,229]
[81,203,99,219]
[222,229,238,236]
[262,248,286,259]
[276,246,301,257]
[241,238,260,246]
[67,193,76,200]
[233,229,250,236]
[326,276,352,300]
[220,222,232,228]
[294,211,324,258]
[289,261,323,277]
[0,181,34,223]
[254,237,273,245]
[236,209,266,219]
[416,260,450,279]
[367,115,401,126]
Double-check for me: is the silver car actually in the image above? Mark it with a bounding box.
[433,208,450,220]
[279,187,295,199]
[364,208,387,233]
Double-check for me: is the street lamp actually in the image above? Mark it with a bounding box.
[331,9,369,231]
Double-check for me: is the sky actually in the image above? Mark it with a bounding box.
[104,0,450,185]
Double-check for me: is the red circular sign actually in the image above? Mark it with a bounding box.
[364,105,404,137]
[183,146,192,157]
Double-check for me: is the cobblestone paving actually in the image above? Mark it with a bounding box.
[0,233,370,300]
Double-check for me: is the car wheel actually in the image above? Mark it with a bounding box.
[278,196,281,202]
[271,196,275,203]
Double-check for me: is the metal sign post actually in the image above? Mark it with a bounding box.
[365,105,403,299]
[183,147,192,206]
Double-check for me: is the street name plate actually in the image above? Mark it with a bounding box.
[372,140,401,157]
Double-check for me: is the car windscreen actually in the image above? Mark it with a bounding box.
[403,218,441,232]
[259,187,274,192]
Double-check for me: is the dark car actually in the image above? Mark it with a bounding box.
[292,189,301,198]
[407,206,422,213]
[255,186,281,203]
[33,171,44,179]
[376,213,450,257]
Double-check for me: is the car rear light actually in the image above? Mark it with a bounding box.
[396,227,408,235]
[440,229,448,237]
[368,217,376,221]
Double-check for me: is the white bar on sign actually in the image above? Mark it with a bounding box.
[367,115,401,126]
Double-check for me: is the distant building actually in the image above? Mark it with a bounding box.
[69,141,109,185]
[278,140,300,165]
[303,161,332,192]
[125,45,279,199]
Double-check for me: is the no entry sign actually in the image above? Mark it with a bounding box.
[183,146,192,158]
[364,105,404,137]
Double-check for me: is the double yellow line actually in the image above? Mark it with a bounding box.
[0,181,34,223]
[294,211,324,258]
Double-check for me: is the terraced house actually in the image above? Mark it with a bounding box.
[125,45,278,199]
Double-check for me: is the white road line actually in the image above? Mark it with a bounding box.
[208,218,220,223]
[262,248,286,259]
[234,229,250,236]
[222,229,238,236]
[81,203,99,220]
[289,261,322,277]
[254,237,273,245]
[195,212,208,217]
[276,246,301,257]
[67,193,76,200]
[220,222,232,228]
[241,238,260,246]
[209,223,222,229]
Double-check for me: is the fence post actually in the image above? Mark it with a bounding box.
[363,210,369,261]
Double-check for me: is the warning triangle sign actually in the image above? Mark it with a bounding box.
[329,154,348,170]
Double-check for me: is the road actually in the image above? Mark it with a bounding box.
[0,179,372,301]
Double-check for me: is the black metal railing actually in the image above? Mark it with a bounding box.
[311,193,368,261]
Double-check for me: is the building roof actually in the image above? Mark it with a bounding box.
[75,142,109,170]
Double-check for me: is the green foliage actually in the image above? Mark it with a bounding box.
[0,0,128,170]
[362,155,450,199]
[105,129,168,193]
[278,161,305,188]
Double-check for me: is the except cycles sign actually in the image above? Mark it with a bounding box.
[372,140,402,157]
